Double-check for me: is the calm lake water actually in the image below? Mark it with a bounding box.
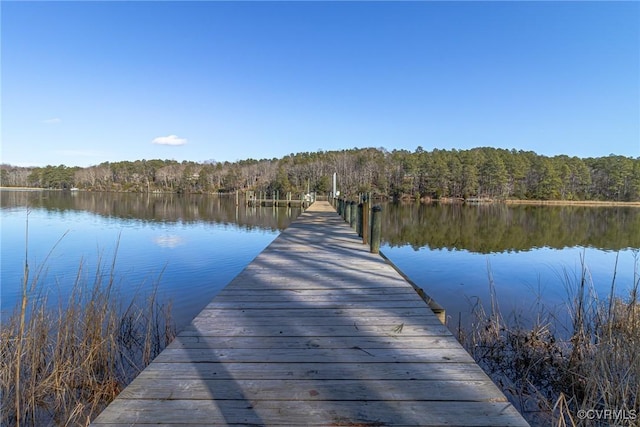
[2,190,639,333]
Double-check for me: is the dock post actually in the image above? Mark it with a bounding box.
[344,200,351,222]
[357,203,363,237]
[349,201,357,229]
[362,198,370,245]
[370,205,382,254]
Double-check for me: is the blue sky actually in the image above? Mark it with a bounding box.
[2,1,639,167]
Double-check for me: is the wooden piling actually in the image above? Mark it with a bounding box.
[370,205,382,254]
[344,200,351,223]
[362,198,370,245]
[349,201,357,229]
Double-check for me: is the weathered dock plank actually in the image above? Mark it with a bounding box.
[167,335,463,350]
[134,362,497,381]
[179,322,452,338]
[91,201,529,426]
[94,400,524,426]
[117,378,508,402]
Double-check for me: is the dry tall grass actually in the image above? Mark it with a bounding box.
[0,237,175,426]
[459,256,639,426]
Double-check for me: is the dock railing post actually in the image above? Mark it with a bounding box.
[346,200,351,223]
[362,197,370,245]
[370,205,382,254]
[349,201,357,229]
[357,203,363,237]
[344,200,351,222]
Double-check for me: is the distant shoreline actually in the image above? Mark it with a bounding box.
[419,196,640,207]
[0,186,49,191]
[503,199,640,207]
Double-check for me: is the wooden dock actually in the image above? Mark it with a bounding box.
[247,198,309,208]
[91,201,529,426]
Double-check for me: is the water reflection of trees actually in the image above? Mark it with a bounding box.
[0,190,300,231]
[3,191,638,252]
[382,203,640,253]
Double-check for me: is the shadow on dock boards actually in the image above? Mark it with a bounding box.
[91,202,529,426]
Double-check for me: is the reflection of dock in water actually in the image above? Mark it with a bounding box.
[244,190,313,208]
[247,198,309,207]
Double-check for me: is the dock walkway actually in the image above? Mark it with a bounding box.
[92,201,528,426]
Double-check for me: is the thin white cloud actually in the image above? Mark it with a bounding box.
[152,134,187,146]
[43,118,61,124]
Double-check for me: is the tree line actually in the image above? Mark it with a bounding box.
[1,147,639,201]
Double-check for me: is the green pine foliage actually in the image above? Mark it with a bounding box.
[2,147,639,201]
